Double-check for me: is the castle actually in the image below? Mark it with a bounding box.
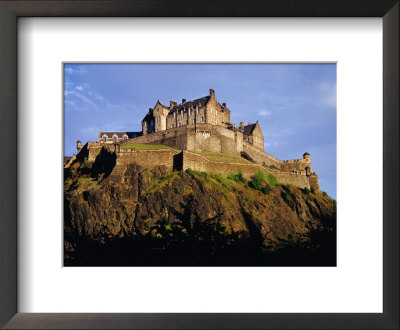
[73,89,320,190]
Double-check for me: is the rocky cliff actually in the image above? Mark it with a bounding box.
[64,148,336,266]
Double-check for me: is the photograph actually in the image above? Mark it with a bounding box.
[63,63,337,266]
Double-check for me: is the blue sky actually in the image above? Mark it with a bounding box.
[64,63,336,198]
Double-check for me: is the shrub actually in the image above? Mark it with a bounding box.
[186,168,195,176]
[261,185,271,195]
[227,170,245,183]
[251,170,265,190]
[311,187,316,194]
[303,187,310,195]
[322,191,327,196]
[209,173,223,183]
[267,174,278,185]
[245,196,252,202]
[174,188,180,194]
[281,190,294,208]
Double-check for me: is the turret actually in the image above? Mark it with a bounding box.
[303,152,311,162]
[209,88,215,98]
[76,140,83,152]
[170,101,177,109]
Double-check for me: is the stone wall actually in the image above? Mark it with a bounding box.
[116,148,177,170]
[120,125,189,150]
[308,173,320,191]
[87,142,102,162]
[242,143,282,169]
[181,151,311,189]
[280,158,311,175]
[82,143,316,189]
[120,123,242,155]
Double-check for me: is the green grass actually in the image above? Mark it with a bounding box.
[267,174,279,186]
[227,170,246,184]
[251,170,265,190]
[193,151,252,164]
[121,144,178,151]
[142,171,180,198]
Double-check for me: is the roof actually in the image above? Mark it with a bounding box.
[99,131,142,138]
[242,123,256,135]
[171,96,210,112]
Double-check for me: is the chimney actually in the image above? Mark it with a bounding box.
[222,102,226,107]
[209,89,215,98]
[182,98,186,103]
[240,122,244,130]
[170,100,177,109]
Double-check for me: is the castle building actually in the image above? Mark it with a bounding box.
[98,131,141,145]
[139,89,264,152]
[81,88,320,191]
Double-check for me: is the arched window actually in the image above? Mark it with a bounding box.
[112,135,118,143]
[103,135,107,143]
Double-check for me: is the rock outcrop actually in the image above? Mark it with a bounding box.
[64,149,336,266]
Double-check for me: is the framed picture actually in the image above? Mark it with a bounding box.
[0,1,398,329]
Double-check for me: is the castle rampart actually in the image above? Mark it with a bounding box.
[181,151,313,189]
[241,142,281,169]
[116,148,177,170]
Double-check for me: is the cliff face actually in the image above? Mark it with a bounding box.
[64,149,336,266]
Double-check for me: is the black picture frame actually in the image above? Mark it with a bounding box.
[0,1,398,329]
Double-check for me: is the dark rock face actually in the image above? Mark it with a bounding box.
[64,152,336,266]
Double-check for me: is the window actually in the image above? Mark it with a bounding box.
[103,136,107,143]
[174,112,177,119]
[123,135,128,140]
[197,107,200,114]
[189,108,192,116]
[215,110,218,116]
[186,120,189,124]
[193,119,196,124]
[178,123,181,127]
[171,124,174,129]
[112,135,118,143]
[201,117,204,123]
[181,110,184,118]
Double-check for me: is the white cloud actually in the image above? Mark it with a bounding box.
[258,110,271,116]
[64,66,87,75]
[65,90,96,107]
[76,86,83,91]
